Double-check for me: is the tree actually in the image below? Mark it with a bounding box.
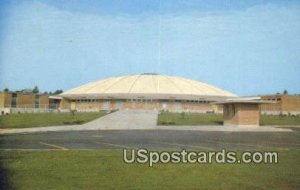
[283,89,288,95]
[3,88,9,92]
[33,86,39,94]
[54,89,63,94]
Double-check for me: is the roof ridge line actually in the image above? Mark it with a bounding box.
[192,79,233,95]
[102,76,132,94]
[178,77,210,94]
[151,75,158,93]
[183,77,235,96]
[163,75,185,94]
[127,74,143,93]
[83,78,112,93]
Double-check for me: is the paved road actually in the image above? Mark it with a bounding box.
[1,129,299,151]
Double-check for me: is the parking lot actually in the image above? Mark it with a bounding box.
[1,128,299,151]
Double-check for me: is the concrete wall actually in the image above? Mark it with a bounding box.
[0,108,10,115]
[223,103,259,126]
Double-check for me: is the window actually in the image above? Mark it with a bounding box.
[232,105,236,115]
[11,93,17,108]
[35,95,40,108]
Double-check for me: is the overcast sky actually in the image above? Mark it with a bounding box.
[0,0,299,96]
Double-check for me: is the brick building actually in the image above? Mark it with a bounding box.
[260,94,300,115]
[0,92,60,115]
[216,99,273,127]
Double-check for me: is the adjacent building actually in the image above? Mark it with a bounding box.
[260,94,300,115]
[0,92,59,115]
[216,99,272,127]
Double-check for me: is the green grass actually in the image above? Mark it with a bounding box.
[158,112,223,125]
[260,115,300,126]
[158,112,300,126]
[0,112,107,128]
[0,150,299,190]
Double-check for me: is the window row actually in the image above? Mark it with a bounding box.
[71,99,211,103]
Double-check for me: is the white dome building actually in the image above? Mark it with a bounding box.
[59,73,237,112]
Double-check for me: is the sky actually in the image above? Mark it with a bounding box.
[0,0,299,96]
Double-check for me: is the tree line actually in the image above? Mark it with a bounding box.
[2,86,63,95]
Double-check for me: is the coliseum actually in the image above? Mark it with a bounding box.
[59,73,237,113]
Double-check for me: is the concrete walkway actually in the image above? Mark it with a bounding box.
[0,110,293,134]
[83,110,158,129]
[0,110,158,134]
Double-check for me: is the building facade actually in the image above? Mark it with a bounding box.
[59,73,236,113]
[260,94,300,115]
[60,98,223,113]
[0,92,58,115]
[222,103,260,126]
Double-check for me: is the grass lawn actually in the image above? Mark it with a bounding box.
[158,112,300,126]
[260,115,300,125]
[0,112,107,128]
[158,112,223,125]
[0,150,299,190]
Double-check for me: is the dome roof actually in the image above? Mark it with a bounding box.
[61,73,237,99]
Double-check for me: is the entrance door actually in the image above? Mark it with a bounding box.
[175,101,182,112]
[115,100,123,110]
[70,101,76,110]
[102,100,111,110]
[162,101,168,111]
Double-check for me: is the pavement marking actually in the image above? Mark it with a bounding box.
[92,135,103,138]
[39,142,69,150]
[153,141,215,150]
[95,141,134,149]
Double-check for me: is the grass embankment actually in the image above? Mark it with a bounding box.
[0,112,107,128]
[0,150,299,190]
[158,112,300,125]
